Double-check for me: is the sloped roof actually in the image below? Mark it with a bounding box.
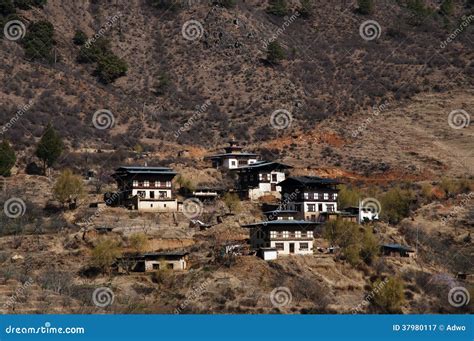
[113,166,177,176]
[241,220,322,228]
[236,160,292,171]
[278,176,341,187]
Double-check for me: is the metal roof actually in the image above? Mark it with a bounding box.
[241,220,322,228]
[381,244,414,252]
[113,166,177,175]
[204,152,258,159]
[236,160,292,171]
[278,176,341,186]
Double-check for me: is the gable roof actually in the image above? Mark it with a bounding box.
[204,152,258,160]
[241,220,323,228]
[278,176,341,187]
[113,166,177,176]
[381,244,414,252]
[236,160,292,171]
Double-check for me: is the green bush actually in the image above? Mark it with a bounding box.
[372,277,405,313]
[299,0,312,18]
[22,20,55,62]
[267,0,288,17]
[95,53,128,84]
[73,29,87,45]
[77,38,127,83]
[380,187,414,224]
[357,0,374,15]
[439,0,454,16]
[216,0,236,8]
[90,238,121,273]
[153,72,170,96]
[149,0,181,11]
[0,140,16,176]
[266,41,285,64]
[0,0,15,15]
[13,0,46,9]
[337,184,362,209]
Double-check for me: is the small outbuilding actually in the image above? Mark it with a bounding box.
[381,244,415,258]
[116,251,189,273]
[257,247,278,261]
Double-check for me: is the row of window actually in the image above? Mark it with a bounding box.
[269,230,313,238]
[243,173,279,183]
[137,190,169,199]
[133,180,172,188]
[274,242,309,251]
[307,204,335,212]
[303,192,337,200]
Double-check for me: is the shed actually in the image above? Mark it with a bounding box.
[257,247,278,261]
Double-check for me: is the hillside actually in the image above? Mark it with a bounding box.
[0,0,473,177]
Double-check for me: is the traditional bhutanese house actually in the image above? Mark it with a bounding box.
[241,220,322,256]
[381,244,415,258]
[204,139,258,170]
[236,161,292,201]
[344,206,379,223]
[278,176,340,221]
[111,166,178,212]
[115,251,189,273]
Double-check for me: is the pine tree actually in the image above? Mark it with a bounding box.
[357,0,374,15]
[0,140,16,176]
[440,0,454,16]
[36,122,63,174]
[299,0,313,18]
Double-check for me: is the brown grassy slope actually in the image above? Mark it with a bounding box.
[0,1,472,153]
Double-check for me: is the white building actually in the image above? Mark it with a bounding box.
[111,166,178,212]
[278,176,340,221]
[242,220,322,256]
[236,161,292,201]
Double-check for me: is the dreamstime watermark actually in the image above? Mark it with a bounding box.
[264,189,300,224]
[92,287,114,308]
[85,12,123,49]
[5,322,85,335]
[448,109,470,130]
[270,109,293,130]
[174,100,211,138]
[182,198,204,219]
[3,197,26,219]
[359,20,382,41]
[270,286,292,308]
[92,109,115,130]
[3,20,26,41]
[441,192,473,226]
[182,20,204,41]
[351,278,389,313]
[262,12,301,49]
[3,277,34,310]
[440,15,474,49]
[360,197,382,215]
[174,278,212,314]
[448,286,470,308]
[351,100,390,137]
[1,99,34,135]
